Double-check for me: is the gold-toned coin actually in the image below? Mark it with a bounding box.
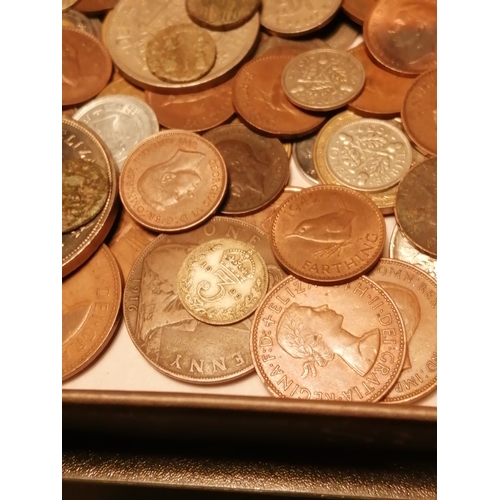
[177,238,269,325]
[186,0,261,30]
[63,0,81,12]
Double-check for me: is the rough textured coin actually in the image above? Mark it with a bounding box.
[395,157,437,258]
[62,27,112,106]
[292,134,320,184]
[123,217,285,384]
[73,95,159,171]
[367,259,437,403]
[254,35,329,58]
[98,72,146,102]
[320,13,361,51]
[282,49,365,112]
[251,275,406,402]
[186,0,261,30]
[63,244,122,381]
[401,69,437,156]
[271,185,385,284]
[203,124,289,214]
[364,0,437,75]
[75,0,118,11]
[62,9,101,38]
[342,0,377,25]
[119,130,227,232]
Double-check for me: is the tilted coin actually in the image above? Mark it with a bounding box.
[75,0,118,11]
[367,259,437,404]
[254,35,329,58]
[319,12,360,51]
[98,73,145,102]
[186,0,261,30]
[177,238,269,325]
[251,275,406,402]
[62,9,101,38]
[292,134,320,184]
[342,0,377,25]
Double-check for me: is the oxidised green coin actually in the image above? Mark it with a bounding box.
[62,158,109,233]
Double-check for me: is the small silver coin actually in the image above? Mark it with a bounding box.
[292,134,320,185]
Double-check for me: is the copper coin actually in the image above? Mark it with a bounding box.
[75,0,118,11]
[63,0,81,11]
[232,55,326,139]
[394,157,437,258]
[62,9,101,38]
[342,0,377,25]
[254,35,329,58]
[145,78,234,133]
[62,118,119,278]
[271,185,385,283]
[203,124,289,214]
[119,130,227,232]
[123,216,286,384]
[251,275,406,401]
[62,244,122,381]
[186,0,261,30]
[62,26,112,106]
[367,259,437,403]
[401,68,437,156]
[363,0,437,75]
[98,72,146,102]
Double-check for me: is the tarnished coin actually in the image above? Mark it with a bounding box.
[292,134,320,184]
[281,49,365,112]
[98,73,146,102]
[62,9,101,38]
[73,95,159,171]
[271,185,385,284]
[119,130,227,232]
[62,158,110,233]
[342,0,377,25]
[75,0,118,11]
[395,157,437,258]
[203,124,289,214]
[367,259,437,403]
[251,275,406,402]
[63,244,122,381]
[186,0,261,30]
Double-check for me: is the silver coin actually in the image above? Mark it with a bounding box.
[292,134,319,184]
[73,95,159,171]
[62,9,101,38]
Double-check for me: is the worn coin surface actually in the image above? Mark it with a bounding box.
[271,185,385,283]
[367,259,437,403]
[186,0,261,29]
[292,134,320,184]
[342,0,377,25]
[254,35,328,58]
[62,9,101,38]
[251,275,406,401]
[62,244,122,381]
[98,72,146,102]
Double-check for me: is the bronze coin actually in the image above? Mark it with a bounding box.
[63,0,81,11]
[363,0,437,75]
[186,0,261,30]
[98,72,146,102]
[254,35,329,58]
[119,130,227,232]
[62,244,122,381]
[203,124,289,214]
[401,68,437,156]
[394,157,436,258]
[62,9,100,38]
[342,0,377,25]
[75,0,118,11]
[145,78,234,133]
[232,55,326,139]
[62,26,112,106]
[251,275,406,402]
[271,185,385,284]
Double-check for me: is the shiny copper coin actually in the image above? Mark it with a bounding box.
[232,55,326,139]
[119,130,227,232]
[251,275,406,401]
[254,35,328,58]
[342,0,377,25]
[367,259,437,403]
[98,73,146,102]
[401,69,437,156]
[186,0,261,30]
[145,78,234,133]
[394,157,436,258]
[364,0,437,75]
[271,185,385,283]
[204,124,289,214]
[62,27,112,106]
[62,244,122,381]
[75,0,118,11]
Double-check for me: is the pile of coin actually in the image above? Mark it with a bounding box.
[62,0,437,404]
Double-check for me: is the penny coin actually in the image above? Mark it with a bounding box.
[75,0,118,11]
[395,157,437,258]
[62,27,112,106]
[292,134,320,184]
[186,0,261,30]
[364,0,437,75]
[62,244,122,381]
[119,130,227,232]
[232,55,326,139]
[62,9,101,38]
[123,216,285,384]
[251,275,406,402]
[367,259,437,403]
[105,0,259,93]
[261,0,342,37]
[320,13,361,51]
[254,35,329,58]
[271,185,385,284]
[342,0,377,25]
[62,118,119,277]
[145,78,234,133]
[73,95,159,171]
[98,73,146,102]
[281,49,365,112]
[401,69,437,156]
[63,0,81,11]
[389,225,436,280]
[203,124,289,214]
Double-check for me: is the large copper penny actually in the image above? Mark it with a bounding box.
[75,0,118,11]
[62,244,122,381]
[363,0,437,75]
[62,26,112,106]
[98,72,146,102]
[119,130,227,232]
[186,0,261,30]
[203,124,289,214]
[62,9,101,38]
[251,275,406,401]
[367,259,437,403]
[342,0,377,25]
[232,55,326,139]
[271,185,385,283]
